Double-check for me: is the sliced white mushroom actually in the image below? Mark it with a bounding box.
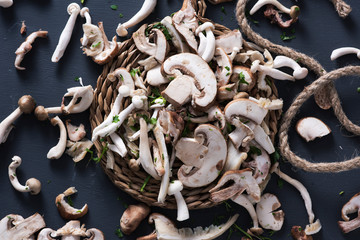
[152,139,165,177]
[138,56,158,72]
[92,23,120,65]
[177,124,227,188]
[256,97,283,110]
[223,141,247,171]
[195,22,216,62]
[0,213,45,239]
[172,0,198,52]
[231,66,256,92]
[66,120,86,142]
[109,133,128,158]
[167,180,189,221]
[162,53,217,110]
[256,193,285,231]
[252,125,275,154]
[161,16,189,53]
[296,117,331,142]
[175,137,208,168]
[252,59,294,81]
[331,47,360,61]
[250,0,300,21]
[215,47,233,86]
[66,139,93,162]
[243,144,271,184]
[224,98,268,125]
[62,85,94,114]
[15,30,48,70]
[139,213,238,240]
[273,56,308,79]
[80,7,92,46]
[338,193,360,233]
[231,194,263,235]
[8,156,41,195]
[0,95,35,144]
[0,0,13,8]
[116,0,157,37]
[47,116,67,159]
[228,119,255,149]
[209,169,261,203]
[161,74,194,108]
[52,3,81,62]
[215,29,243,54]
[55,187,89,220]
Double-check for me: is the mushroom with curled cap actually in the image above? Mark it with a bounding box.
[175,124,227,188]
[133,24,169,63]
[8,156,41,195]
[338,192,360,233]
[120,203,150,235]
[167,180,189,221]
[296,117,331,142]
[209,169,261,203]
[195,22,216,62]
[15,30,48,70]
[66,139,93,162]
[37,220,104,240]
[215,29,243,54]
[138,213,239,240]
[223,141,247,171]
[52,3,81,62]
[116,0,157,37]
[162,53,217,110]
[331,47,360,60]
[0,213,45,239]
[55,187,88,220]
[256,193,285,231]
[172,0,198,52]
[272,162,322,235]
[273,56,308,80]
[47,116,67,159]
[0,95,35,144]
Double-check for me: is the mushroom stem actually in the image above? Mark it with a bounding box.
[109,133,128,157]
[195,22,216,62]
[251,60,295,81]
[51,3,81,62]
[80,7,92,46]
[331,47,360,60]
[273,56,308,79]
[116,0,157,37]
[250,0,299,20]
[8,156,41,195]
[168,180,189,221]
[47,116,67,159]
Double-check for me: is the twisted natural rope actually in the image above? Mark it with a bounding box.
[236,0,360,172]
[331,0,352,18]
[278,66,360,172]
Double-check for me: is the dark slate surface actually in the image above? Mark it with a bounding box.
[0,0,360,239]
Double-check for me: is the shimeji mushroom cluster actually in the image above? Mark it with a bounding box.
[86,0,325,238]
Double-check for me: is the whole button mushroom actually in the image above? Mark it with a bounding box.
[0,95,35,144]
[120,203,150,235]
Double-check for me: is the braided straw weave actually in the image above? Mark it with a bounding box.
[89,0,281,209]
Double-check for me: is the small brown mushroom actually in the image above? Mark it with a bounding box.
[20,21,26,35]
[55,187,88,220]
[120,203,150,235]
[264,5,299,28]
[291,226,313,240]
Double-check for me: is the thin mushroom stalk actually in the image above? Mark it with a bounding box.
[15,30,48,70]
[167,180,189,221]
[52,3,81,62]
[80,7,92,46]
[8,156,41,195]
[47,116,67,159]
[116,0,157,37]
[250,0,300,22]
[331,47,360,60]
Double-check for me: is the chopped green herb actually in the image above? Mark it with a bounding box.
[223,201,232,212]
[182,121,191,137]
[145,23,172,41]
[110,5,118,10]
[225,87,232,92]
[249,146,262,156]
[74,77,80,82]
[212,215,226,226]
[86,144,108,163]
[140,175,151,192]
[130,125,140,132]
[245,10,259,24]
[92,41,101,48]
[76,210,82,213]
[119,13,124,18]
[168,76,175,81]
[238,72,249,85]
[270,149,281,164]
[115,228,123,238]
[233,224,253,239]
[221,6,226,15]
[67,196,74,207]
[130,68,141,77]
[224,66,230,71]
[100,137,106,142]
[170,12,176,17]
[226,122,235,132]
[277,178,284,188]
[149,118,157,125]
[112,115,120,123]
[339,191,345,195]
[280,32,296,41]
[265,77,272,86]
[154,157,157,163]
[357,87,360,93]
[119,74,124,81]
[47,180,51,184]
[81,0,85,4]
[226,72,231,76]
[220,15,224,21]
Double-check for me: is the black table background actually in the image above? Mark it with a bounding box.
[1,0,360,239]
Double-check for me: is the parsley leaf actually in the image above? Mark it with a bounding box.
[140,175,151,192]
[112,115,120,123]
[249,146,262,156]
[119,13,124,18]
[238,72,249,85]
[92,41,101,48]
[130,68,141,77]
[110,5,118,10]
[115,228,123,238]
[280,32,295,41]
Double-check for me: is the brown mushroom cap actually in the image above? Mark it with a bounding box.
[120,203,150,235]
[25,178,41,195]
[290,6,300,20]
[18,95,36,114]
[34,106,49,121]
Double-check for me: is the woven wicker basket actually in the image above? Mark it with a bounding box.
[89,0,281,209]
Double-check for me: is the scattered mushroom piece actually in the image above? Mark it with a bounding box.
[252,125,275,154]
[250,0,300,25]
[215,47,233,86]
[80,7,92,46]
[272,163,321,235]
[8,156,41,195]
[0,0,12,7]
[215,29,243,54]
[138,56,158,72]
[175,137,208,168]
[20,21,26,35]
[256,193,285,231]
[55,187,89,220]
[223,141,247,171]
[52,3,81,62]
[0,213,45,239]
[209,169,261,203]
[228,118,255,149]
[251,59,295,81]
[61,85,94,114]
[177,124,227,188]
[224,98,268,125]
[291,226,313,240]
[256,97,283,110]
[0,95,35,144]
[81,22,104,58]
[162,53,217,110]
[138,213,239,240]
[172,0,198,52]
[47,116,67,159]
[116,0,157,37]
[231,194,264,235]
[331,47,360,60]
[338,192,360,233]
[120,203,150,235]
[231,66,256,92]
[14,30,48,70]
[243,144,271,184]
[273,56,308,79]
[145,65,171,86]
[195,22,216,62]
[263,4,299,28]
[160,16,189,53]
[296,117,331,142]
[161,75,194,107]
[158,109,184,144]
[167,180,189,221]
[66,139,93,162]
[66,120,86,142]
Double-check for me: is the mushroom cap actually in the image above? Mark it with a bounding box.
[55,187,89,220]
[215,29,243,54]
[296,117,331,142]
[304,219,321,235]
[167,180,183,195]
[18,95,36,114]
[120,203,150,235]
[84,228,105,240]
[224,98,268,125]
[34,106,48,121]
[80,7,89,17]
[341,192,360,221]
[177,124,227,188]
[25,178,41,195]
[67,3,81,15]
[290,5,300,19]
[256,193,285,231]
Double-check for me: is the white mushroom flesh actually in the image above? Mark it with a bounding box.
[331,47,360,61]
[167,180,189,221]
[66,139,94,162]
[296,117,331,142]
[47,116,67,159]
[256,193,285,231]
[61,85,94,114]
[66,121,86,142]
